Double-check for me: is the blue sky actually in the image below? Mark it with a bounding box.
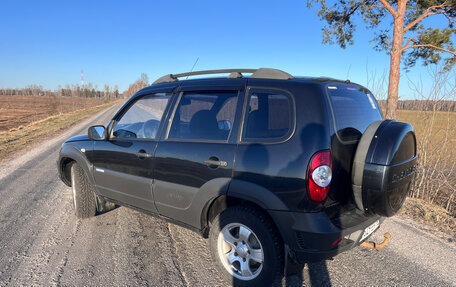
[0,0,450,99]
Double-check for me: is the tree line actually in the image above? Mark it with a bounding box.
[122,73,149,99]
[120,72,456,113]
[3,75,456,113]
[0,83,120,99]
[378,100,456,112]
[0,73,150,100]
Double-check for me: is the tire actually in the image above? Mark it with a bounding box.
[209,205,283,287]
[70,162,97,218]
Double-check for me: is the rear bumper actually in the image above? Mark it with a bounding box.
[268,209,383,263]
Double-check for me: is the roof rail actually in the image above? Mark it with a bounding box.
[251,68,293,80]
[152,68,293,84]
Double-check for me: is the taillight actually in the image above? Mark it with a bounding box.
[307,150,332,202]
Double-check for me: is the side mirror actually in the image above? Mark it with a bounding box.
[88,125,107,141]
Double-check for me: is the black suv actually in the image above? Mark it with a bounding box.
[57,68,417,286]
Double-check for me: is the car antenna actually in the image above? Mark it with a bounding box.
[186,57,200,80]
[172,57,199,93]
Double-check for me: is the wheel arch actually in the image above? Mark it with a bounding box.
[60,157,75,186]
[202,179,289,240]
[58,144,94,187]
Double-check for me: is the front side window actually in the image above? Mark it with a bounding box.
[168,91,238,141]
[112,93,170,139]
[243,90,293,141]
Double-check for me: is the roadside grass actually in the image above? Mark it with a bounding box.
[398,109,456,209]
[399,197,456,242]
[396,110,456,240]
[0,100,120,161]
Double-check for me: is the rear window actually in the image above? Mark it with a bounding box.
[327,84,382,142]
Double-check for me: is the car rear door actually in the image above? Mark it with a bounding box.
[153,79,245,227]
[325,83,383,204]
[91,92,172,213]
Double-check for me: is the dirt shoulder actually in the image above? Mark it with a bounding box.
[398,197,456,244]
[0,100,121,162]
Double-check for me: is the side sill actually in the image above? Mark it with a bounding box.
[99,196,207,237]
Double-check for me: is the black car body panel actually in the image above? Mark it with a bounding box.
[92,139,157,212]
[233,78,331,212]
[57,70,416,264]
[269,209,383,262]
[58,140,94,187]
[66,134,90,142]
[152,79,245,227]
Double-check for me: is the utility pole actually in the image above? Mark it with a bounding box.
[81,70,84,89]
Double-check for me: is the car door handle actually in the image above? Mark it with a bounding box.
[136,150,153,159]
[204,159,228,167]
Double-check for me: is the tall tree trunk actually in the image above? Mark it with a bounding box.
[386,1,407,119]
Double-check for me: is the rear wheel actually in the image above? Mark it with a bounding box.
[70,162,97,218]
[209,205,283,286]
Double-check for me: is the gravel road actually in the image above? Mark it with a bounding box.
[0,104,455,287]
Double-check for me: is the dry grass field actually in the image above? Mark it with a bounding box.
[398,109,456,146]
[0,98,120,162]
[397,109,456,210]
[396,109,456,239]
[0,95,107,131]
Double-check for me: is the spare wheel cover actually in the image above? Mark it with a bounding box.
[351,120,418,217]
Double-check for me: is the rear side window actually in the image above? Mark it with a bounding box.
[327,84,382,142]
[168,91,238,141]
[243,90,293,141]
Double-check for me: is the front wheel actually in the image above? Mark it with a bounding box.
[70,162,97,218]
[209,205,283,287]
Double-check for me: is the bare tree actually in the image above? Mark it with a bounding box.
[122,73,150,98]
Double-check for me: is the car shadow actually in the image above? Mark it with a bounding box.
[282,260,332,286]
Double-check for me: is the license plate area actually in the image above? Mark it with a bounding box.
[360,220,380,242]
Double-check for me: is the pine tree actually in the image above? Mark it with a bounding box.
[308,0,456,118]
